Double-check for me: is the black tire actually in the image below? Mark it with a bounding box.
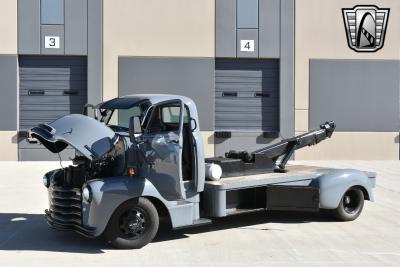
[105,197,159,249]
[333,188,364,221]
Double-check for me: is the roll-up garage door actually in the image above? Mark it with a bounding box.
[215,59,279,132]
[18,56,87,160]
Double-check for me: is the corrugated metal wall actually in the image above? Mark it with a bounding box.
[19,56,87,129]
[18,56,87,160]
[215,59,279,132]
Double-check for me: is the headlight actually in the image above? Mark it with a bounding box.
[82,186,92,202]
[43,175,50,188]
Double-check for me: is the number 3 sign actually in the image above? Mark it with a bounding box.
[240,40,255,52]
[45,36,60,49]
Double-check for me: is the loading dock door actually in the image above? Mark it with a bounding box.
[215,59,279,132]
[18,56,87,160]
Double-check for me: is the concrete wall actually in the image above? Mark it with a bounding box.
[103,0,215,154]
[0,0,17,160]
[0,0,17,54]
[295,0,400,160]
[295,132,399,160]
[202,131,214,158]
[103,0,215,101]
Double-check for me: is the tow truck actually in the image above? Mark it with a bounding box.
[30,94,376,249]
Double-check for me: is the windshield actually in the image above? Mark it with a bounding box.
[102,102,150,130]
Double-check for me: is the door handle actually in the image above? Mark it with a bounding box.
[167,139,179,144]
[28,89,45,96]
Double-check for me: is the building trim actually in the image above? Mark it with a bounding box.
[87,0,102,104]
[279,0,295,139]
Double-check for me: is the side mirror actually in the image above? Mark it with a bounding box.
[129,116,143,143]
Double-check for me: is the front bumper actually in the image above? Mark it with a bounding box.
[45,209,96,237]
[45,185,96,237]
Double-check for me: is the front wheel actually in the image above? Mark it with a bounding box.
[105,197,159,249]
[333,188,364,221]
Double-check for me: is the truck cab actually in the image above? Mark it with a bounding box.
[97,95,206,197]
[31,94,376,249]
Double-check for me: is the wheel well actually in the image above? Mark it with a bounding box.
[352,185,370,200]
[104,196,172,235]
[144,196,172,229]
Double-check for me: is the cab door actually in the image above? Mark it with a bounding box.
[141,99,186,200]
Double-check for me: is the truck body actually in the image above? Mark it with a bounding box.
[31,94,376,248]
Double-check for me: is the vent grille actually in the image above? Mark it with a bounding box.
[49,186,82,225]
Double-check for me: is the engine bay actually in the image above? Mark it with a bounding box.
[51,137,127,188]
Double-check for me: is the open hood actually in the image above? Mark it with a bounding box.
[30,114,118,160]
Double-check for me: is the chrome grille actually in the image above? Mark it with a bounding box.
[49,186,82,225]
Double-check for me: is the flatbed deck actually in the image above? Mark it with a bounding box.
[204,165,325,190]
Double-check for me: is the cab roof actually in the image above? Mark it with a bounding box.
[99,94,195,110]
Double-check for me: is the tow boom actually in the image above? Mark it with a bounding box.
[206,121,336,177]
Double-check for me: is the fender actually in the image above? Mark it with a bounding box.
[317,169,375,209]
[82,176,173,237]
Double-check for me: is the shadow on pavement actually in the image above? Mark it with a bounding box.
[155,210,333,242]
[0,211,334,253]
[0,213,106,254]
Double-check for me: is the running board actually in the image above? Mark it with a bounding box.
[173,218,212,230]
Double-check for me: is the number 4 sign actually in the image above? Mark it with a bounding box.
[240,40,255,52]
[44,36,60,49]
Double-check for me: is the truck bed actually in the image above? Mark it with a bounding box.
[202,165,376,218]
[204,165,324,190]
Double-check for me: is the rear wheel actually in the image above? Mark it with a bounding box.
[105,197,159,249]
[333,188,364,221]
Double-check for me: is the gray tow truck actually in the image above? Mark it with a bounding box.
[30,94,376,249]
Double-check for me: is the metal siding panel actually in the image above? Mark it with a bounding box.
[215,0,236,57]
[215,59,279,131]
[65,0,88,55]
[18,0,40,54]
[279,0,294,139]
[0,55,17,131]
[87,0,102,104]
[309,60,400,132]
[259,0,280,58]
[237,29,259,58]
[118,57,214,131]
[40,25,65,55]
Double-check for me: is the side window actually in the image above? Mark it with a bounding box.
[161,106,189,124]
[146,103,189,133]
[161,106,180,123]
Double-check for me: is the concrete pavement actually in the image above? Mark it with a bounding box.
[0,161,399,266]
